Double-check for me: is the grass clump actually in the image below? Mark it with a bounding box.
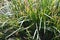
[0,0,60,40]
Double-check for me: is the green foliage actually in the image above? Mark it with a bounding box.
[0,0,60,40]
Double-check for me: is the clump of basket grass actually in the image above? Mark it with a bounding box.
[0,0,60,40]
